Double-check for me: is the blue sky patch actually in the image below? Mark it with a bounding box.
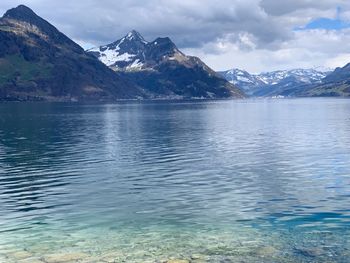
[302,17,350,30]
[296,7,350,31]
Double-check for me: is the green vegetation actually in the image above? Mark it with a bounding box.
[0,54,53,85]
[304,83,350,97]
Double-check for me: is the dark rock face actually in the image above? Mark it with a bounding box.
[0,5,144,101]
[122,57,241,99]
[88,31,245,99]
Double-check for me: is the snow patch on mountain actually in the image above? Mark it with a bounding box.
[87,30,150,70]
[87,30,189,72]
[126,59,144,70]
[89,47,136,67]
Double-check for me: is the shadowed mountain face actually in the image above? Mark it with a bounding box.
[0,5,144,101]
[88,31,245,99]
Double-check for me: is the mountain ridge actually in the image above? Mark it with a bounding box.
[3,4,348,100]
[0,4,244,102]
[88,30,245,99]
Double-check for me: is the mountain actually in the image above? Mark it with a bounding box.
[217,69,265,95]
[295,64,350,97]
[219,68,330,97]
[88,31,245,99]
[0,5,144,101]
[88,30,149,70]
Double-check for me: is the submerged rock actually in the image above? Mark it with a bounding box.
[8,250,32,260]
[190,253,209,262]
[166,259,190,263]
[191,254,203,259]
[100,251,124,262]
[256,246,279,257]
[18,258,44,263]
[294,247,325,258]
[42,252,88,263]
[191,261,207,263]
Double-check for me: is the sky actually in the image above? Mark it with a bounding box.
[1,0,350,73]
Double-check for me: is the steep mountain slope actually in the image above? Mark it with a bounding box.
[0,5,144,101]
[219,68,330,97]
[88,31,245,99]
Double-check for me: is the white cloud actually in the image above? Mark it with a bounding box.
[325,54,350,68]
[185,28,350,73]
[0,0,350,72]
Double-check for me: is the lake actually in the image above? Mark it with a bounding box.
[1,98,350,262]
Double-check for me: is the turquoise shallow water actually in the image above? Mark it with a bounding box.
[0,98,350,262]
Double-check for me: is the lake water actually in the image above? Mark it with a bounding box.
[0,98,350,262]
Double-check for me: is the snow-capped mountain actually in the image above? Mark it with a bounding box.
[88,31,245,99]
[88,30,189,71]
[257,69,329,85]
[88,30,148,70]
[219,68,331,96]
[218,69,265,93]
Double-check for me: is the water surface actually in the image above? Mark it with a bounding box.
[1,99,350,262]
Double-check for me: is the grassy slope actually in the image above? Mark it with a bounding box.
[0,54,52,85]
[300,83,350,97]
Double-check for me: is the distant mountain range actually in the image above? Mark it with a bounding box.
[0,5,243,101]
[220,65,350,97]
[87,31,244,99]
[219,68,335,97]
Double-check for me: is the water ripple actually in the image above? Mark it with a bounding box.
[0,99,350,261]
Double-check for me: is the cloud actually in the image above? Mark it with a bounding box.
[0,0,309,48]
[0,0,349,72]
[260,0,345,16]
[184,28,350,72]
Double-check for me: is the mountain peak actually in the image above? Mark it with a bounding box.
[2,4,50,32]
[124,30,147,43]
[1,5,83,53]
[88,32,184,70]
[3,5,37,20]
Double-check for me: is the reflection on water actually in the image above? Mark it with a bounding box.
[0,99,350,262]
